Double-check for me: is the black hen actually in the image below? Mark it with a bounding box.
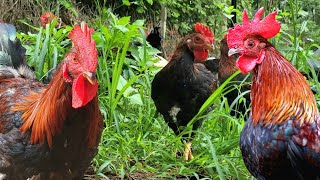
[0,23,34,78]
[146,26,162,51]
[151,23,218,160]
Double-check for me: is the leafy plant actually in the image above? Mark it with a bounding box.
[18,19,71,79]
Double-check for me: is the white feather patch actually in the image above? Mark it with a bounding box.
[0,66,20,78]
[0,173,7,180]
[17,65,36,79]
[169,105,181,123]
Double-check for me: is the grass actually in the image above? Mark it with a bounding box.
[13,0,320,179]
[90,7,250,179]
[56,6,249,179]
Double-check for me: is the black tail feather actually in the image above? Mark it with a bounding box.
[0,22,28,68]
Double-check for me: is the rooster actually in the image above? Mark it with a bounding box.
[227,8,320,179]
[151,23,218,160]
[146,26,162,51]
[0,22,103,179]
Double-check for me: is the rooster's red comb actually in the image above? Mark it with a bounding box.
[194,22,214,43]
[227,7,281,48]
[68,22,98,72]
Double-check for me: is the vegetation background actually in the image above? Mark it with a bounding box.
[2,0,320,179]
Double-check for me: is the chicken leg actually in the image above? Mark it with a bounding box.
[184,141,194,161]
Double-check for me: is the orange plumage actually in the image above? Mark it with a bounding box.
[12,67,85,147]
[227,8,320,179]
[250,44,318,126]
[0,22,103,179]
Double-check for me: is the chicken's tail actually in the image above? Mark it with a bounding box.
[0,22,35,79]
[0,22,28,68]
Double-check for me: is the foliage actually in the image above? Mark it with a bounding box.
[90,7,249,179]
[12,0,320,179]
[103,0,320,47]
[84,0,237,37]
[18,19,72,79]
[162,0,235,35]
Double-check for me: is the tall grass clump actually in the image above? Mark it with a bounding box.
[18,19,72,79]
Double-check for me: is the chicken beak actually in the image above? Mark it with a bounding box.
[228,48,243,57]
[208,43,214,51]
[83,71,97,85]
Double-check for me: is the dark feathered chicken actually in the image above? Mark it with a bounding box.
[0,23,31,70]
[146,26,162,51]
[0,22,103,179]
[151,23,218,160]
[205,36,250,118]
[228,8,320,179]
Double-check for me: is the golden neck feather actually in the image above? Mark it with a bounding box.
[251,47,318,125]
[13,65,102,148]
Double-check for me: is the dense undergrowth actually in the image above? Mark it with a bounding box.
[12,0,320,179]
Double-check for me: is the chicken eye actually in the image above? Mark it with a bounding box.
[73,57,78,64]
[248,41,255,48]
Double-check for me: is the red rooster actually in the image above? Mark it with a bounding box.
[227,8,320,179]
[0,22,103,179]
[151,23,218,160]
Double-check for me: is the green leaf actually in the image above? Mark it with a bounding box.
[137,6,144,13]
[128,93,143,105]
[133,19,145,26]
[298,10,308,17]
[146,0,153,5]
[118,16,131,26]
[59,0,79,17]
[122,0,130,6]
[117,75,136,97]
[115,25,129,33]
[222,13,234,19]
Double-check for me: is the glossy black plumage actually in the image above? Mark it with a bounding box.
[146,26,162,51]
[151,44,218,139]
[241,117,320,180]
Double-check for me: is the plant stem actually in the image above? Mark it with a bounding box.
[289,0,298,65]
